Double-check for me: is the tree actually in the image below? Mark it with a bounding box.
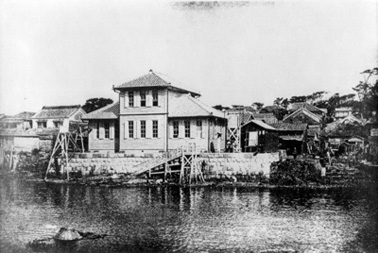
[251,102,264,111]
[82,98,113,113]
[353,67,378,120]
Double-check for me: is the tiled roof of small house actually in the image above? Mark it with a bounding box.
[114,71,200,96]
[242,119,276,131]
[282,107,322,124]
[271,122,308,131]
[82,102,120,119]
[0,111,36,123]
[32,105,82,119]
[253,113,278,124]
[169,94,224,118]
[288,102,326,114]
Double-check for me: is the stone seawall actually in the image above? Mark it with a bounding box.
[65,152,280,178]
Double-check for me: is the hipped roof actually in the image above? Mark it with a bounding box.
[32,105,82,119]
[169,94,224,118]
[114,71,200,97]
[82,102,120,120]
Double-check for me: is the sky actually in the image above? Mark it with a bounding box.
[0,0,377,115]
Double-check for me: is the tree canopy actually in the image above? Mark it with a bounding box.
[82,98,113,113]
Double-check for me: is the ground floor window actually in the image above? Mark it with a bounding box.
[184,120,190,138]
[173,121,179,138]
[37,121,47,129]
[128,121,134,138]
[104,122,110,139]
[153,120,158,138]
[54,121,62,128]
[141,120,146,138]
[196,120,203,138]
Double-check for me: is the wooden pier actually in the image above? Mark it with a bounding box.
[134,143,205,185]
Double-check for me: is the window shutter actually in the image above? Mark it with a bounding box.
[135,120,140,138]
[110,122,114,139]
[123,122,127,139]
[190,120,196,139]
[179,120,185,139]
[146,120,152,138]
[124,92,128,108]
[134,91,140,107]
[99,122,105,139]
[169,121,173,138]
[146,90,152,107]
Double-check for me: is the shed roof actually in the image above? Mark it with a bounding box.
[32,105,82,119]
[242,119,276,130]
[114,71,200,97]
[82,102,120,120]
[169,94,224,118]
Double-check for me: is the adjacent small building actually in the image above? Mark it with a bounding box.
[241,119,278,153]
[83,71,227,155]
[0,112,35,130]
[31,105,85,129]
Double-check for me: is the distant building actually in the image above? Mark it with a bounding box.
[334,107,353,119]
[0,112,35,130]
[282,107,322,126]
[271,122,308,155]
[31,105,85,129]
[83,71,227,154]
[253,112,278,125]
[288,102,326,116]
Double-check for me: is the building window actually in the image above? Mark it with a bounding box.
[196,120,203,138]
[38,121,46,129]
[104,122,110,139]
[128,92,134,107]
[153,120,158,138]
[185,120,190,138]
[54,121,62,128]
[140,91,146,107]
[128,121,134,138]
[173,121,179,138]
[140,120,146,138]
[152,90,158,106]
[96,122,100,139]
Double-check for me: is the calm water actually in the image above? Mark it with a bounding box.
[0,175,376,253]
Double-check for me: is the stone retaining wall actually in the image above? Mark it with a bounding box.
[64,152,280,178]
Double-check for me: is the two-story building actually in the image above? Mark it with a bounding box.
[83,71,227,155]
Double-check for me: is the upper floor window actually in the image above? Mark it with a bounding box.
[140,120,146,138]
[152,90,158,106]
[140,91,146,107]
[185,120,190,138]
[153,120,158,138]
[128,121,134,138]
[104,122,110,139]
[173,121,179,138]
[128,92,134,107]
[96,122,100,139]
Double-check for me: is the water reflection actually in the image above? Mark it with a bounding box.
[0,175,375,252]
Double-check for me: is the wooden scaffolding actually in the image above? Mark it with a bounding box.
[44,126,84,180]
